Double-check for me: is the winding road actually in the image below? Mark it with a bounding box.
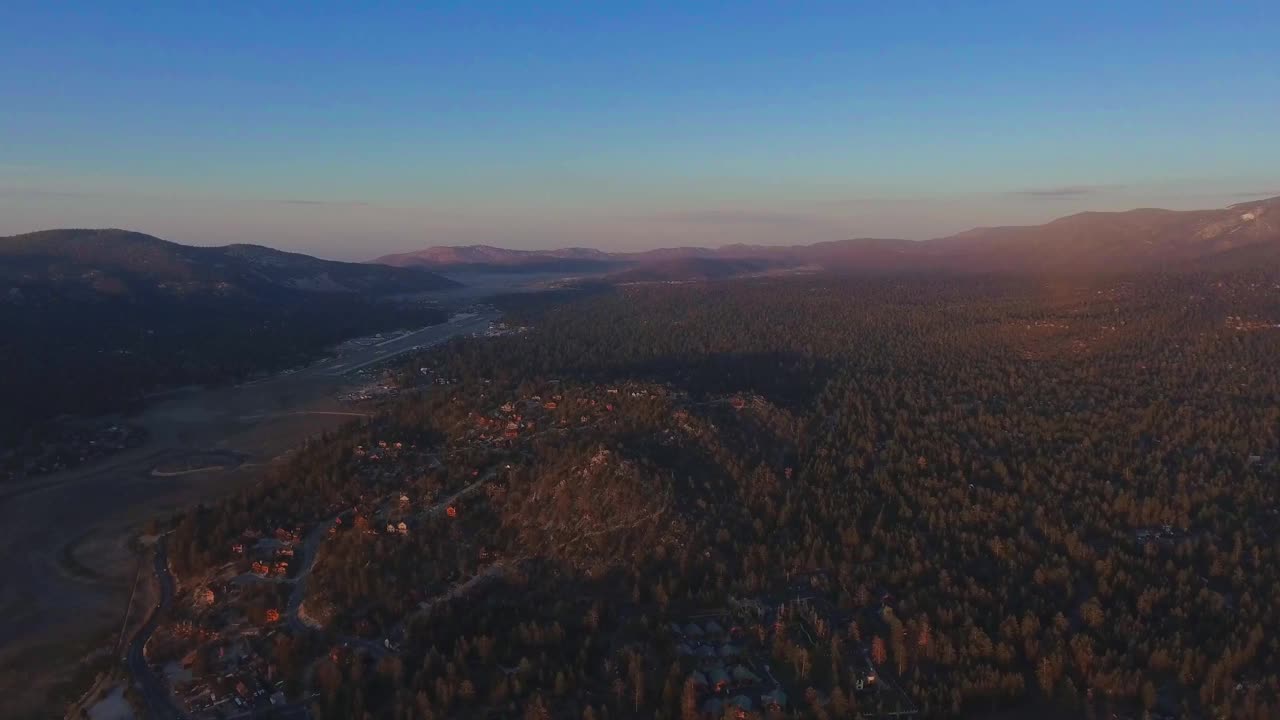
[286,514,343,634]
[126,537,184,719]
[128,466,515,719]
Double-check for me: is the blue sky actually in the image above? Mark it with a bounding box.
[2,2,1277,258]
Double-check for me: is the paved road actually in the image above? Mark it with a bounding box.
[127,537,184,720]
[314,312,498,377]
[286,513,346,634]
[413,473,491,524]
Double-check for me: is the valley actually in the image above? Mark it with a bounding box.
[0,309,500,718]
[7,5,1277,717]
[3,202,1279,720]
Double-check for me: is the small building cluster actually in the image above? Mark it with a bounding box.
[670,616,785,719]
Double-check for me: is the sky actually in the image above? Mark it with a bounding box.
[2,2,1277,260]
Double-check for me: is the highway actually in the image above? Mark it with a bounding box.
[127,536,184,720]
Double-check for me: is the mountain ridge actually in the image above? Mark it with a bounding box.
[1,228,460,297]
[371,195,1280,276]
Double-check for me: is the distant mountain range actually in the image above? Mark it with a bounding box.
[1,228,458,300]
[0,229,456,440]
[373,245,617,274]
[372,196,1280,279]
[6,196,1277,295]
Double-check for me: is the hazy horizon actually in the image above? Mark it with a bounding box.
[3,3,1277,261]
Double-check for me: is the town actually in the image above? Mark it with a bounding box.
[126,362,925,719]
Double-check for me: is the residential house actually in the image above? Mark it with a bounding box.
[727,695,754,718]
[731,665,761,686]
[709,668,730,692]
[761,688,788,711]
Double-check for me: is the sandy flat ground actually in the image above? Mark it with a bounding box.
[0,375,360,716]
[88,683,136,720]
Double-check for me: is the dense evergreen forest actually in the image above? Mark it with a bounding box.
[169,271,1280,719]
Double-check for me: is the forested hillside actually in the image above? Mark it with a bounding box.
[0,229,454,450]
[168,270,1280,719]
[373,196,1280,276]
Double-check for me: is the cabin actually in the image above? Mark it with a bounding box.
[731,665,760,686]
[727,696,754,718]
[709,668,730,692]
[761,688,788,711]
